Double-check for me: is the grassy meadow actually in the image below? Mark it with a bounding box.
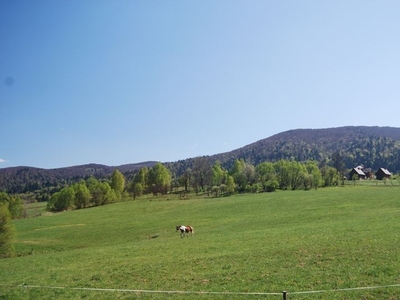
[1,186,400,299]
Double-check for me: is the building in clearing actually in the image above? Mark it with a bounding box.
[349,165,366,180]
[375,168,392,180]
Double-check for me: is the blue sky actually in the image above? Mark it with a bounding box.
[1,1,400,169]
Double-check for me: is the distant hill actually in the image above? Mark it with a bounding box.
[166,126,400,176]
[0,162,157,194]
[1,126,400,195]
[213,126,400,167]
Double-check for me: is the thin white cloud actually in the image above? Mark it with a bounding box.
[0,158,6,163]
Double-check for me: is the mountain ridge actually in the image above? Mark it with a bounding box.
[167,125,400,177]
[215,125,400,163]
[1,126,400,195]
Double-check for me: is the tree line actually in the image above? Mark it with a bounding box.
[0,159,341,216]
[47,158,341,209]
[128,158,340,199]
[46,169,126,212]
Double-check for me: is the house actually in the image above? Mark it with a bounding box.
[375,168,392,180]
[349,165,366,180]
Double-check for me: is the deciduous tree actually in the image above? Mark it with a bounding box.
[88,180,116,206]
[274,160,290,190]
[212,162,225,186]
[73,182,91,209]
[256,162,277,192]
[0,204,15,258]
[131,183,143,200]
[148,163,171,195]
[320,166,338,186]
[304,160,323,189]
[134,167,149,193]
[47,187,75,211]
[192,157,212,193]
[230,159,247,192]
[230,160,257,193]
[111,169,125,200]
[0,192,23,219]
[179,168,191,192]
[225,175,236,195]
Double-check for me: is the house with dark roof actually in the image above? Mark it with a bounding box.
[349,165,366,180]
[375,168,392,180]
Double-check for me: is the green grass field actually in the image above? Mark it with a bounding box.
[1,186,400,299]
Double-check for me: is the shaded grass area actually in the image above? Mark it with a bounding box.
[23,201,48,218]
[1,186,400,299]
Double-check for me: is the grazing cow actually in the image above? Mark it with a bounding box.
[175,225,195,238]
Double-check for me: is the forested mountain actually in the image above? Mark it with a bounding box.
[166,126,400,177]
[216,126,400,168]
[1,126,400,196]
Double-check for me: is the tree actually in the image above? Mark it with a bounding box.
[243,163,257,186]
[274,160,290,190]
[73,182,91,209]
[47,186,75,211]
[87,178,103,206]
[211,162,233,196]
[147,163,171,195]
[304,160,323,189]
[8,195,23,218]
[47,192,59,211]
[133,167,149,193]
[102,183,118,205]
[0,203,15,258]
[256,162,275,182]
[131,183,143,200]
[302,173,314,190]
[0,193,8,204]
[287,161,306,190]
[332,151,345,176]
[111,169,125,200]
[230,159,258,193]
[225,174,236,195]
[256,162,277,192]
[264,179,279,192]
[230,159,247,192]
[192,157,213,193]
[179,168,192,192]
[321,166,338,186]
[211,185,221,197]
[0,192,23,219]
[212,162,225,186]
[88,180,116,206]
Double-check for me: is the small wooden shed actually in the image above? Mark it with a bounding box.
[375,168,391,180]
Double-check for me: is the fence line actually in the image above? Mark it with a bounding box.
[1,283,400,298]
[289,283,400,295]
[4,284,282,297]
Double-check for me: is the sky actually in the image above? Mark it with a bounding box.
[1,1,400,169]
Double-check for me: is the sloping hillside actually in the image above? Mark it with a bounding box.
[167,126,400,176]
[1,126,400,195]
[213,126,400,168]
